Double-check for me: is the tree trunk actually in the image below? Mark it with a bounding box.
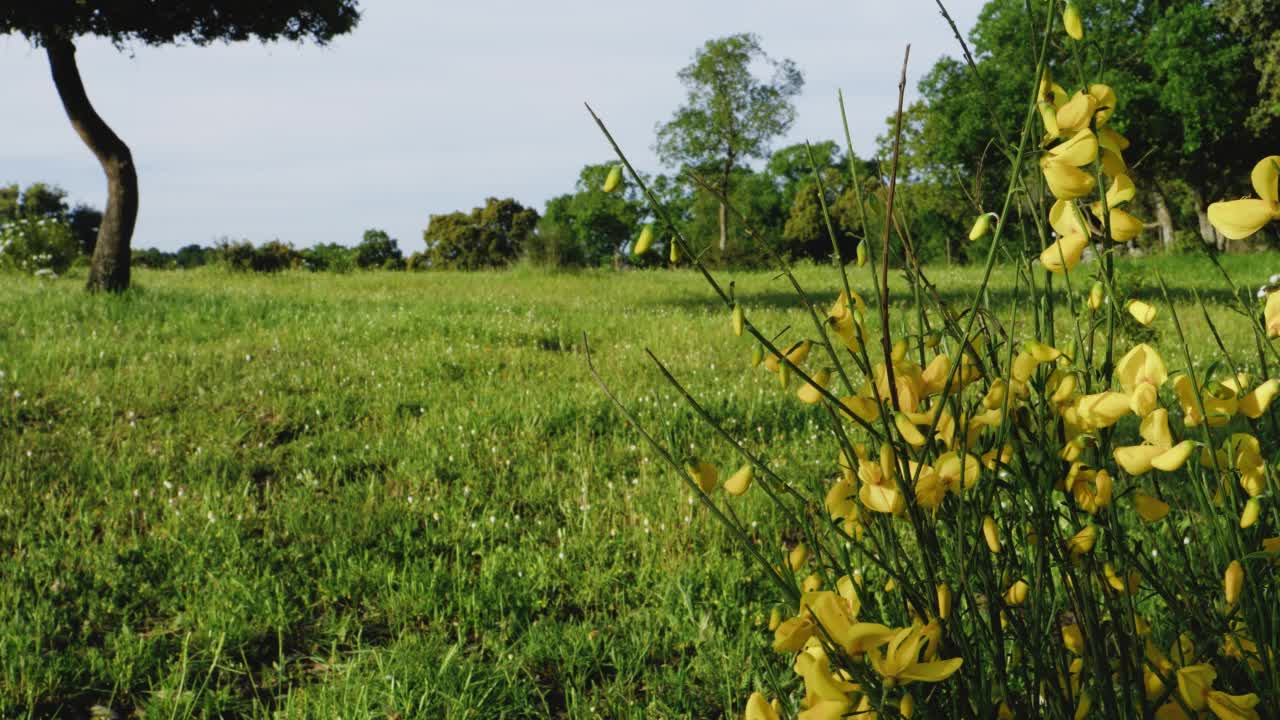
[1190,187,1226,252]
[1152,187,1175,251]
[46,36,137,292]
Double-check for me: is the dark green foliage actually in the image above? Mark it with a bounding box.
[354,229,403,269]
[424,197,538,271]
[655,33,803,254]
[529,163,644,268]
[0,2,360,47]
[300,243,355,273]
[68,204,102,256]
[215,238,299,273]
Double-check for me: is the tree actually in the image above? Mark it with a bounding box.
[354,229,403,269]
[532,163,645,267]
[1,2,361,292]
[655,33,803,254]
[424,198,539,270]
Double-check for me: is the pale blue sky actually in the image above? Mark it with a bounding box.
[1,1,982,252]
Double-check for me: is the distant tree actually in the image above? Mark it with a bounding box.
[655,33,803,254]
[424,198,538,270]
[18,183,68,218]
[1216,0,1280,133]
[68,204,102,256]
[301,243,355,272]
[1,2,361,292]
[532,163,645,267]
[174,244,209,269]
[354,229,403,269]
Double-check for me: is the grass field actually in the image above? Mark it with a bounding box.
[2,252,1278,719]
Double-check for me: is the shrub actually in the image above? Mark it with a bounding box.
[300,243,355,273]
[0,216,79,276]
[589,6,1280,718]
[214,238,299,273]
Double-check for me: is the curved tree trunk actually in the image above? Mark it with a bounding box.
[45,36,137,292]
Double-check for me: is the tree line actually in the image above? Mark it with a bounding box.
[6,0,1276,283]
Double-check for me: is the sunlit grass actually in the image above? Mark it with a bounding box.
[0,252,1274,718]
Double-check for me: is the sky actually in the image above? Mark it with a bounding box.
[0,1,984,253]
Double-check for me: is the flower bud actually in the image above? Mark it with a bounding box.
[1241,498,1261,529]
[767,607,781,631]
[1088,282,1104,311]
[1126,299,1157,326]
[750,345,763,369]
[856,240,868,267]
[732,303,745,337]
[669,238,682,263]
[633,224,654,255]
[968,213,993,241]
[983,516,1002,554]
[936,583,952,619]
[603,165,623,193]
[1063,2,1084,41]
[725,463,754,496]
[900,693,915,719]
[1224,560,1244,605]
[787,543,809,571]
[1004,578,1030,606]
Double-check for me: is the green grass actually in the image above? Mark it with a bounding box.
[1,252,1276,718]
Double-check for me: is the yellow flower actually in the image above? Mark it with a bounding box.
[1048,128,1099,166]
[788,543,810,571]
[797,368,832,405]
[1049,198,1089,238]
[1207,691,1261,720]
[1266,291,1280,338]
[827,292,867,352]
[869,624,964,686]
[1062,623,1085,655]
[1067,524,1098,556]
[765,340,811,373]
[744,692,781,720]
[1056,91,1098,135]
[1127,299,1157,326]
[1064,463,1112,513]
[1177,664,1216,712]
[1040,231,1090,274]
[1042,159,1096,200]
[1224,560,1244,605]
[1063,2,1083,40]
[1114,410,1196,475]
[686,461,718,493]
[725,463,754,496]
[1133,491,1171,522]
[1090,204,1145,242]
[1003,578,1030,606]
[1089,84,1116,126]
[773,614,816,652]
[794,652,856,716]
[602,165,622,193]
[1074,391,1131,430]
[1238,378,1280,418]
[1207,156,1280,240]
[1116,343,1168,416]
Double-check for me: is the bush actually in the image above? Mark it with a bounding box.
[214,238,299,273]
[595,9,1280,718]
[300,243,356,273]
[0,216,79,276]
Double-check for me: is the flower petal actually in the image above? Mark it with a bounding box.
[1208,198,1276,241]
[1250,155,1280,204]
[1040,231,1089,273]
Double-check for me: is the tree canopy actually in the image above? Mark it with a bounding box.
[0,2,360,46]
